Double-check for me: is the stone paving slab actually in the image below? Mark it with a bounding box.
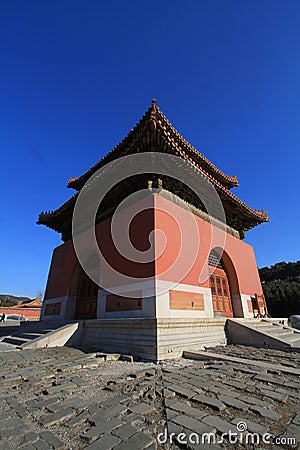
[39,431,64,449]
[231,417,269,436]
[249,404,282,421]
[39,407,75,427]
[129,403,156,415]
[218,394,249,411]
[84,433,121,450]
[81,418,124,441]
[202,415,233,434]
[192,393,226,411]
[183,349,300,375]
[167,400,207,419]
[0,345,299,449]
[117,431,156,449]
[171,414,216,435]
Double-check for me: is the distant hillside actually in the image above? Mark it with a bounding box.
[0,294,33,307]
[259,261,300,317]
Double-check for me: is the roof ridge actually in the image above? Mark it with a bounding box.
[155,105,238,187]
[38,100,269,233]
[68,101,238,190]
[156,127,268,222]
[67,104,154,189]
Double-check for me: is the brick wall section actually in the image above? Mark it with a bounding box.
[44,303,61,316]
[247,299,253,312]
[169,291,204,310]
[106,292,142,312]
[0,308,41,319]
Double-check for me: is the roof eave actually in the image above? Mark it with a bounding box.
[67,101,238,190]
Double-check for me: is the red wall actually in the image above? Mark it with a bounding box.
[0,308,41,319]
[45,192,263,300]
[154,194,263,296]
[44,240,78,299]
[45,194,155,300]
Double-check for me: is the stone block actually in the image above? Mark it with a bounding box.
[113,431,156,449]
[249,405,281,421]
[112,422,137,440]
[100,394,131,407]
[82,417,124,440]
[168,401,207,419]
[232,417,268,436]
[77,393,108,408]
[90,404,127,424]
[0,427,24,439]
[259,389,288,403]
[106,353,121,362]
[34,438,54,450]
[164,388,176,399]
[166,408,178,421]
[122,413,140,424]
[172,414,216,435]
[283,380,300,389]
[55,363,82,372]
[0,416,24,430]
[64,410,89,427]
[39,407,75,427]
[202,415,233,434]
[167,383,196,399]
[222,379,245,390]
[167,420,182,436]
[238,394,268,408]
[218,394,249,411]
[39,431,64,449]
[129,403,155,415]
[25,397,60,411]
[120,355,134,362]
[84,434,121,450]
[192,394,225,411]
[7,401,28,418]
[254,373,283,385]
[82,360,104,369]
[17,432,39,446]
[19,445,36,450]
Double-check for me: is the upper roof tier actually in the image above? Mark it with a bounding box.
[67,99,239,191]
[38,100,269,240]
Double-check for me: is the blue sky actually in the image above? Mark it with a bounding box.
[1,1,299,298]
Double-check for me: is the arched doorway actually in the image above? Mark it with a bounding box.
[208,249,234,318]
[74,269,98,319]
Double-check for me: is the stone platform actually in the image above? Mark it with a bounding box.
[0,345,299,449]
[74,317,227,361]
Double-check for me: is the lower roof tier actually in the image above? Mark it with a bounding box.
[38,174,269,242]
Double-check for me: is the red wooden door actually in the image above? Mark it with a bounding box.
[74,271,98,319]
[209,267,233,318]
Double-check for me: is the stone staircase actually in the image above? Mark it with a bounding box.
[1,327,57,347]
[227,318,300,352]
[0,321,81,351]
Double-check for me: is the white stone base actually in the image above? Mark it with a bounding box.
[240,294,254,318]
[81,317,227,361]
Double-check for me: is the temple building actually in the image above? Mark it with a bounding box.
[38,100,269,360]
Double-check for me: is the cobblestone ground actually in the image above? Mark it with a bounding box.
[0,345,299,450]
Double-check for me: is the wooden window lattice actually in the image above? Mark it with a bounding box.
[208,250,223,268]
